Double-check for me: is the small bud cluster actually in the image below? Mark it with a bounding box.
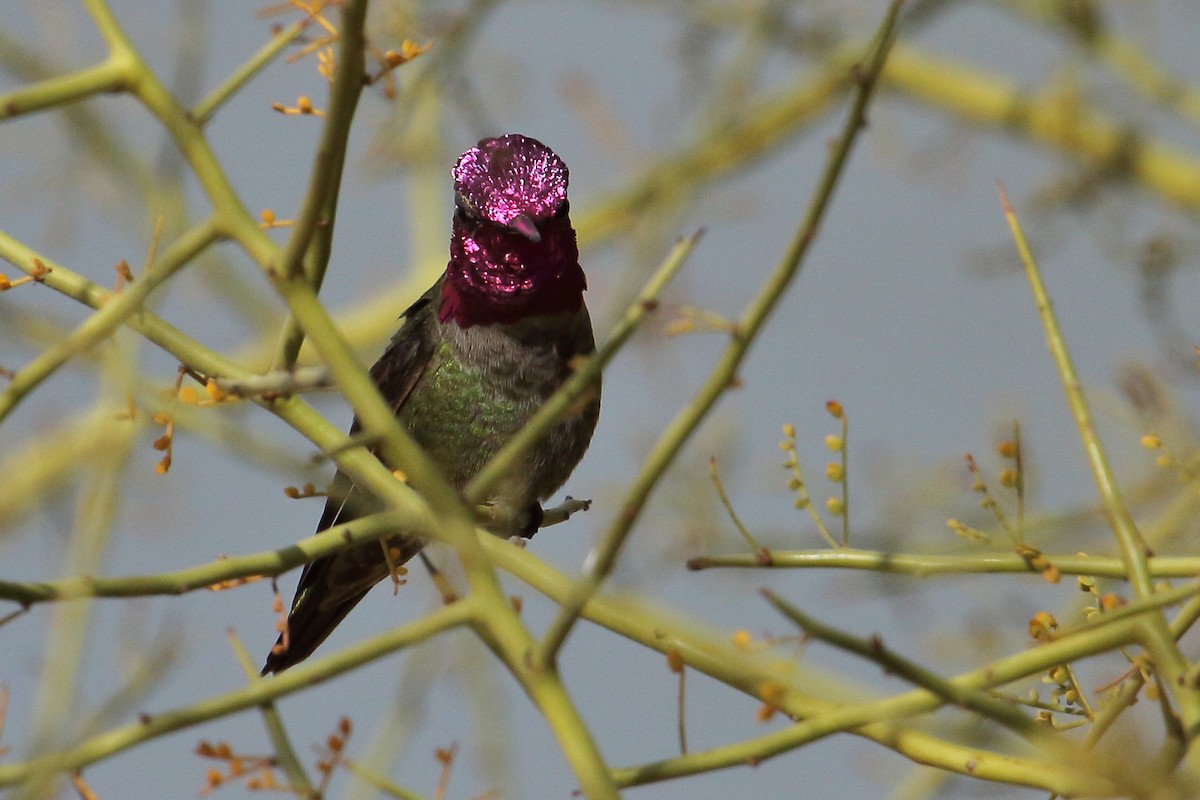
[263,2,427,103]
[268,579,290,658]
[823,402,847,532]
[944,517,990,543]
[152,372,242,475]
[312,717,353,795]
[1078,571,1126,621]
[366,40,431,99]
[1140,430,1194,479]
[1027,610,1057,642]
[270,1,342,82]
[282,483,318,499]
[152,410,174,476]
[195,740,280,795]
[1021,610,1094,723]
[958,428,1072,584]
[957,425,1027,547]
[379,539,410,595]
[778,400,850,549]
[194,717,352,796]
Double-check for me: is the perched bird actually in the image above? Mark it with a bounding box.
[262,134,599,674]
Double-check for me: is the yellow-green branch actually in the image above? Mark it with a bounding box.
[688,548,1200,578]
[1000,185,1200,743]
[532,0,904,671]
[0,219,219,424]
[0,600,475,787]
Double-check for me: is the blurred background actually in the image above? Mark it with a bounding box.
[2,1,1200,797]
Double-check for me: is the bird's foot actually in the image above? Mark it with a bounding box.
[542,496,592,527]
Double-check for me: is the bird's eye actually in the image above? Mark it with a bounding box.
[455,200,481,225]
[553,200,570,219]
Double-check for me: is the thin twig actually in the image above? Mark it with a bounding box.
[999,182,1200,736]
[531,0,905,671]
[0,601,476,788]
[226,631,312,794]
[465,231,702,506]
[686,548,1200,578]
[192,18,310,125]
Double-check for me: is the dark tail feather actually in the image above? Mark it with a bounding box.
[260,588,372,675]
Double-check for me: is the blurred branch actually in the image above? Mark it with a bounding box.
[886,46,1200,211]
[227,631,313,795]
[0,410,129,533]
[0,511,422,605]
[0,219,219,424]
[998,0,1200,128]
[0,56,129,121]
[0,600,476,788]
[0,28,153,199]
[21,341,138,800]
[337,758,431,800]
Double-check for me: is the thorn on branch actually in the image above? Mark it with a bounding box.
[217,366,332,399]
[70,772,100,800]
[0,258,50,292]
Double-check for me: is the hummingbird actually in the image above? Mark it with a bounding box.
[262,134,600,674]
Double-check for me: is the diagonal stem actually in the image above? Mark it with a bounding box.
[0,219,219,424]
[530,0,905,672]
[465,230,702,505]
[272,0,371,369]
[998,183,1200,747]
